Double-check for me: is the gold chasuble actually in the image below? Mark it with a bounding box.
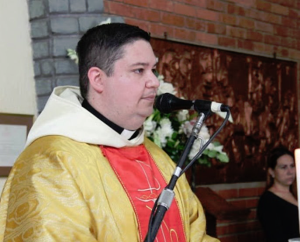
[101,145,186,241]
[0,136,219,242]
[0,87,219,241]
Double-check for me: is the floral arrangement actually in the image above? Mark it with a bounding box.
[67,18,229,167]
[67,49,78,64]
[144,75,229,166]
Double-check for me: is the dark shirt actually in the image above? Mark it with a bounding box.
[257,191,299,242]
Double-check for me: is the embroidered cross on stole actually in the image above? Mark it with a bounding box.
[101,145,186,242]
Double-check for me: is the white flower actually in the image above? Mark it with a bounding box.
[154,128,170,148]
[159,118,173,137]
[99,18,111,25]
[153,130,162,148]
[185,123,212,160]
[182,120,194,137]
[198,124,210,140]
[176,110,189,122]
[207,143,227,155]
[154,129,165,147]
[67,49,79,64]
[157,79,177,96]
[183,120,211,139]
[157,75,164,81]
[153,118,174,147]
[144,115,157,136]
[189,138,203,160]
[207,143,215,150]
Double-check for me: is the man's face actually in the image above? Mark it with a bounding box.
[101,40,159,130]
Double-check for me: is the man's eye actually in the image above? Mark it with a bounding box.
[152,69,158,76]
[134,69,144,74]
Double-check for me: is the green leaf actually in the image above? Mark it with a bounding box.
[216,153,230,162]
[198,156,210,166]
[202,149,209,155]
[212,141,221,146]
[172,132,178,140]
[207,150,217,158]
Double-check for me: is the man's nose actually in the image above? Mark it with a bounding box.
[147,71,159,88]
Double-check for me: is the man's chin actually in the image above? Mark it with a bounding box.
[128,110,154,129]
[144,108,154,118]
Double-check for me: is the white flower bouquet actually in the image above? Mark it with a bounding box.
[144,75,229,166]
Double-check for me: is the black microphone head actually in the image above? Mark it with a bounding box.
[155,93,193,113]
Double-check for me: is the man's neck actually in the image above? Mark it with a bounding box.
[82,99,139,140]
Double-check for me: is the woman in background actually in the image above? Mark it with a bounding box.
[257,146,299,242]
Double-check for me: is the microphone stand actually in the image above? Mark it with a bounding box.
[144,113,206,242]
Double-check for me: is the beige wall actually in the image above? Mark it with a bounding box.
[0,0,36,192]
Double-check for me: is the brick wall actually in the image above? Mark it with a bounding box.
[202,182,266,241]
[102,1,300,241]
[104,0,300,61]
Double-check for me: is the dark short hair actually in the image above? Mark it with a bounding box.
[76,23,151,99]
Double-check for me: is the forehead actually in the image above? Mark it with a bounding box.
[120,39,156,62]
[276,154,294,166]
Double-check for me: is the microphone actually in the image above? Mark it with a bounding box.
[155,93,229,114]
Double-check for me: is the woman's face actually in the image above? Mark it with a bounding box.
[270,154,296,187]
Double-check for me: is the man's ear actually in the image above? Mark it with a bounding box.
[88,67,106,93]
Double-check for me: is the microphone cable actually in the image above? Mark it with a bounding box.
[181,105,231,174]
[145,105,231,242]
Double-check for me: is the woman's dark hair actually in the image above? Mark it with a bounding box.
[266,145,296,196]
[267,145,294,170]
[76,23,151,99]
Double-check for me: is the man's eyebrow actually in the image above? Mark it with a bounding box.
[130,62,157,67]
[130,62,149,67]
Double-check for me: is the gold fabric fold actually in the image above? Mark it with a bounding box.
[0,135,219,242]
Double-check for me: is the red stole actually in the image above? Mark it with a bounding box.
[100,145,186,242]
